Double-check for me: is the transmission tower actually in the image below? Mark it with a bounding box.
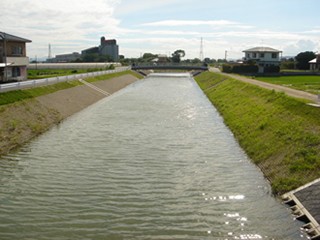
[199,37,204,61]
[48,44,52,61]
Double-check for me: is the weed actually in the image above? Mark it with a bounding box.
[195,71,320,194]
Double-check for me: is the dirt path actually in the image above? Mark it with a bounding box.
[209,67,320,104]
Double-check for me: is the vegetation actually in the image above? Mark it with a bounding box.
[195,71,320,195]
[0,70,141,106]
[171,49,186,63]
[295,51,316,70]
[28,65,115,79]
[255,75,320,95]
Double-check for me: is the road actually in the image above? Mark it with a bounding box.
[209,67,320,104]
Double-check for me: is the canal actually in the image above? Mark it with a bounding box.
[0,73,306,239]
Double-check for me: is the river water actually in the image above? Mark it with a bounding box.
[0,73,305,239]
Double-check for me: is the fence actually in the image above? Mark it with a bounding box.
[0,67,129,93]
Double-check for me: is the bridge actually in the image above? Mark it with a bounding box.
[131,62,209,72]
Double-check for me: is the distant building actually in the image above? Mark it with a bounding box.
[81,46,99,57]
[309,52,320,71]
[242,47,282,73]
[158,54,167,63]
[50,52,81,63]
[0,32,32,82]
[81,37,119,62]
[99,37,119,61]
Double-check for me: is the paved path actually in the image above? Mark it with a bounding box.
[209,67,320,104]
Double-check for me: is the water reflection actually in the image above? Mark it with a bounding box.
[0,73,306,239]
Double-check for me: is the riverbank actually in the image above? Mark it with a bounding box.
[0,72,142,155]
[195,71,320,195]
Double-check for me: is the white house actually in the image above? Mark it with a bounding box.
[242,47,282,73]
[309,52,320,71]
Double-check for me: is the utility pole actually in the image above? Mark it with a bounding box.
[0,32,8,82]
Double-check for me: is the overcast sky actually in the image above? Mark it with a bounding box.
[2,0,320,61]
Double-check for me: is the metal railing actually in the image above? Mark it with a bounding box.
[0,67,129,93]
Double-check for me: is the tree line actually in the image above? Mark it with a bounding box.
[282,51,316,70]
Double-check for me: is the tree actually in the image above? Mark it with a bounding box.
[83,53,99,62]
[192,58,201,63]
[295,51,316,70]
[171,49,185,63]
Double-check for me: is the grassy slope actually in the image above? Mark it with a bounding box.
[0,71,142,105]
[195,71,320,195]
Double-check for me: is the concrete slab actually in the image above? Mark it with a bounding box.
[282,178,320,239]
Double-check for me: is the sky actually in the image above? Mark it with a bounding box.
[1,0,320,61]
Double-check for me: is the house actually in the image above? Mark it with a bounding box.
[309,52,320,71]
[0,32,32,82]
[242,47,282,73]
[158,54,167,63]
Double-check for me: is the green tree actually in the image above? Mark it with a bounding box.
[192,58,201,63]
[83,53,99,62]
[171,49,185,63]
[295,51,316,70]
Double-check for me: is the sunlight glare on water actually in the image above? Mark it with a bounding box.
[0,73,306,239]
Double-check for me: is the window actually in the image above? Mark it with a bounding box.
[247,53,250,58]
[272,53,277,58]
[12,67,20,77]
[11,46,22,55]
[260,53,264,58]
[252,53,257,58]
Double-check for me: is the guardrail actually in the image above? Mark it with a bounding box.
[0,67,129,93]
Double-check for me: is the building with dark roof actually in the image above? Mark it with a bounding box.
[0,32,32,82]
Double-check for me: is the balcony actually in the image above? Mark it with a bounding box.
[2,56,29,66]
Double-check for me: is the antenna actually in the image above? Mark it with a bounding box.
[199,37,204,61]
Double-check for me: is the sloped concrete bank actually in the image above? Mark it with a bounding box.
[0,74,140,155]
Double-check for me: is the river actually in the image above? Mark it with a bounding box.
[0,73,306,239]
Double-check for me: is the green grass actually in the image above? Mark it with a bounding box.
[195,72,320,195]
[255,75,320,95]
[27,66,115,79]
[0,71,143,106]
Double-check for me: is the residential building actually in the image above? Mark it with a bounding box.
[99,37,119,62]
[0,32,32,82]
[309,53,320,71]
[242,47,282,73]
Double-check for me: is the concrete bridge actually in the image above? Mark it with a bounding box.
[131,62,209,72]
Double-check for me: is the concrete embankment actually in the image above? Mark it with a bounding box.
[0,74,140,155]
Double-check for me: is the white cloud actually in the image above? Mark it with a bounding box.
[2,0,123,58]
[139,20,254,29]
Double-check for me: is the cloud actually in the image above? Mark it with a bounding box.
[139,20,254,29]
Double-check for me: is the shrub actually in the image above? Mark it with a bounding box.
[222,64,232,73]
[264,66,280,73]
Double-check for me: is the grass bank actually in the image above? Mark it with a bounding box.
[195,71,320,195]
[0,70,141,106]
